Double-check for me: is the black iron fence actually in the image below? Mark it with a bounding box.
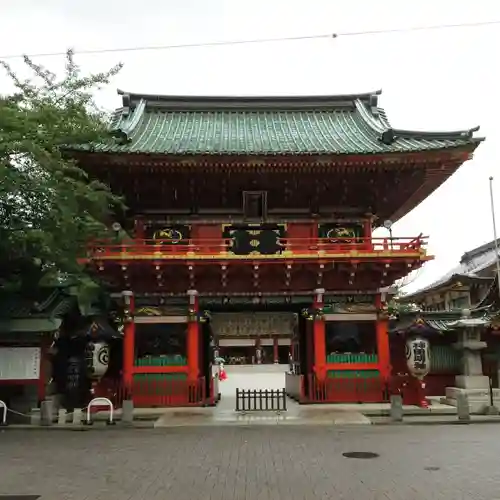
[235,388,287,412]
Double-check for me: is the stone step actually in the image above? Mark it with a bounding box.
[445,387,499,399]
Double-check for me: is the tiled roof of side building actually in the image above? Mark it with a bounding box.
[89,90,484,156]
[403,239,500,300]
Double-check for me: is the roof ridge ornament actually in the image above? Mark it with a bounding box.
[379,125,482,145]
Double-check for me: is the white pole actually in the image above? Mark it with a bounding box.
[488,176,500,300]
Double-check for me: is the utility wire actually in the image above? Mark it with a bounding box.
[1,19,499,60]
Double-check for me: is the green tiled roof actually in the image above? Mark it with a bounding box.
[90,91,483,156]
[390,310,491,334]
[0,287,76,333]
[0,287,75,319]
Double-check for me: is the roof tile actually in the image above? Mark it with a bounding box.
[94,92,482,156]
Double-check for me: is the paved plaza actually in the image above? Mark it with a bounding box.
[1,424,499,499]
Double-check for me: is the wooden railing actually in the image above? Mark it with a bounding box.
[81,235,428,261]
[109,377,208,408]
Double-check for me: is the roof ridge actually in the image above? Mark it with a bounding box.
[117,88,382,103]
[460,238,500,263]
[354,99,387,135]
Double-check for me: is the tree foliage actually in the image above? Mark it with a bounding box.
[0,50,123,289]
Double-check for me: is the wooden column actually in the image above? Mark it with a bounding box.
[313,288,326,381]
[375,293,391,381]
[273,337,279,364]
[187,289,200,381]
[122,291,135,390]
[364,216,373,251]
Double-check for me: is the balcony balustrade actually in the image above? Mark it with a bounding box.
[80,236,428,263]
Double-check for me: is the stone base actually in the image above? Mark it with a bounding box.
[442,386,500,414]
[455,375,490,390]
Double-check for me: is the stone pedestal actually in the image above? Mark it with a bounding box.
[443,328,497,413]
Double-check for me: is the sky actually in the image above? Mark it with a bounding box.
[1,0,499,293]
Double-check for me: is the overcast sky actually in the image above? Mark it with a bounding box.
[1,0,499,292]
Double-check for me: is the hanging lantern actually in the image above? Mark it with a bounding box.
[405,337,431,379]
[85,341,110,380]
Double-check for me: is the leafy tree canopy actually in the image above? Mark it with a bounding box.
[0,50,123,291]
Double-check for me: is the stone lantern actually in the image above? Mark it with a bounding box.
[444,309,497,412]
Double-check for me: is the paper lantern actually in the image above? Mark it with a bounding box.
[85,341,110,380]
[405,337,431,379]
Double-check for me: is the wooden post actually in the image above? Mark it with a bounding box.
[364,216,373,250]
[313,288,326,381]
[375,293,391,381]
[122,291,135,391]
[273,337,279,364]
[187,289,200,381]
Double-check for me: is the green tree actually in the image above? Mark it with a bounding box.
[0,50,123,289]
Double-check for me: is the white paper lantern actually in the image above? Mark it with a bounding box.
[85,341,110,380]
[405,337,431,379]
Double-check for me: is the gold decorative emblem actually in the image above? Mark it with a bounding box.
[135,306,162,316]
[153,228,182,243]
[327,227,355,239]
[250,239,259,247]
[248,230,261,236]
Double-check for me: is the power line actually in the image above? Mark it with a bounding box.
[1,19,499,60]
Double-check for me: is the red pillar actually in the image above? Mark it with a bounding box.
[134,216,146,239]
[187,290,200,381]
[364,217,373,250]
[313,288,326,381]
[273,337,279,364]
[122,291,135,390]
[375,293,391,381]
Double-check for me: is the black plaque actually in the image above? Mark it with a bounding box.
[318,223,364,243]
[223,224,286,255]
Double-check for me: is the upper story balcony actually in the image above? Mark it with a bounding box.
[80,235,430,265]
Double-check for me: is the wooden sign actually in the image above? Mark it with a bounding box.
[135,305,186,316]
[223,224,286,255]
[0,347,40,380]
[324,294,376,304]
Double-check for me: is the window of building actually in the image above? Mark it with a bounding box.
[243,191,267,220]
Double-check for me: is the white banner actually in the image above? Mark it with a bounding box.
[0,347,41,380]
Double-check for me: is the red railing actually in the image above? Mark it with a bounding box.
[305,374,388,403]
[82,235,428,261]
[97,377,209,408]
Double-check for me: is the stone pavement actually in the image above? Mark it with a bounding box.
[1,425,500,499]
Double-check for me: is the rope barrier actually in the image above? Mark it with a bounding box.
[2,405,92,424]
